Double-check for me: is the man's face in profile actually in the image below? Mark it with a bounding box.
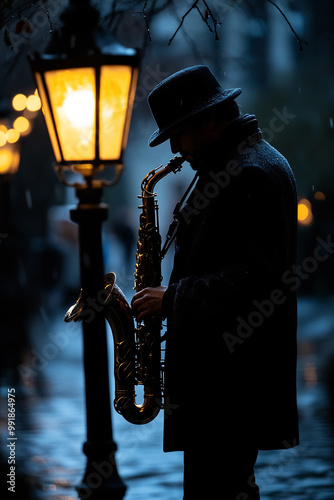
[169,111,225,170]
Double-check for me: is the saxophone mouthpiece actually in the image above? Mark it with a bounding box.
[168,155,185,173]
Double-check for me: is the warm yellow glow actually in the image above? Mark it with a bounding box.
[14,116,30,133]
[298,198,313,226]
[44,67,96,161]
[6,128,20,144]
[63,89,95,128]
[0,150,13,173]
[314,191,326,201]
[35,72,62,162]
[99,65,133,160]
[298,204,308,221]
[27,94,42,112]
[12,93,27,111]
[0,145,20,174]
[0,131,6,147]
[0,124,8,134]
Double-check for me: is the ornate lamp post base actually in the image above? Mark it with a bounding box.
[76,441,126,500]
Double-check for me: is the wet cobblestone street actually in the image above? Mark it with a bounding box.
[1,295,334,499]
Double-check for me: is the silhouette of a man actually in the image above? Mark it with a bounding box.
[132,65,299,499]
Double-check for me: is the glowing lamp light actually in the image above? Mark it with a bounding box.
[13,116,30,135]
[12,93,27,111]
[29,0,139,185]
[0,105,21,175]
[26,94,41,112]
[12,93,41,113]
[0,150,13,172]
[0,131,6,147]
[298,198,313,226]
[63,88,95,128]
[0,143,20,174]
[6,128,20,144]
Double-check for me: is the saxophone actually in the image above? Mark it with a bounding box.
[64,156,184,425]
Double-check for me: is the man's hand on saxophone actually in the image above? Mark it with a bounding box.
[131,286,167,322]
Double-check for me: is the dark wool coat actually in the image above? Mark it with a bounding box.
[161,114,299,452]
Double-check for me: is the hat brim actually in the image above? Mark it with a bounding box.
[148,87,242,147]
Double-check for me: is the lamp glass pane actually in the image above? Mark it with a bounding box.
[100,65,132,161]
[44,68,96,161]
[35,72,62,162]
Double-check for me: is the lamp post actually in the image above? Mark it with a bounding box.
[29,1,139,498]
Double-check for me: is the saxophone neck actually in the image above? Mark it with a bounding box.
[142,155,184,195]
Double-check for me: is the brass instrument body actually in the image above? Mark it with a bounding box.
[65,156,184,425]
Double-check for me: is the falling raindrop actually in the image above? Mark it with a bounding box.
[330,117,333,129]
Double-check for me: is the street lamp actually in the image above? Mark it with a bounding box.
[29,1,139,498]
[30,0,138,185]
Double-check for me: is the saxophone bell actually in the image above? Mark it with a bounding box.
[64,273,116,323]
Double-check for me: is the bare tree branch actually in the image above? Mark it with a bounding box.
[169,0,203,59]
[168,0,222,45]
[266,0,308,51]
[202,0,220,41]
[41,0,53,33]
[133,0,152,42]
[195,5,214,35]
[0,0,308,56]
[168,0,199,45]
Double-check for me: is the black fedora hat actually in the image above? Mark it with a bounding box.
[147,65,242,147]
